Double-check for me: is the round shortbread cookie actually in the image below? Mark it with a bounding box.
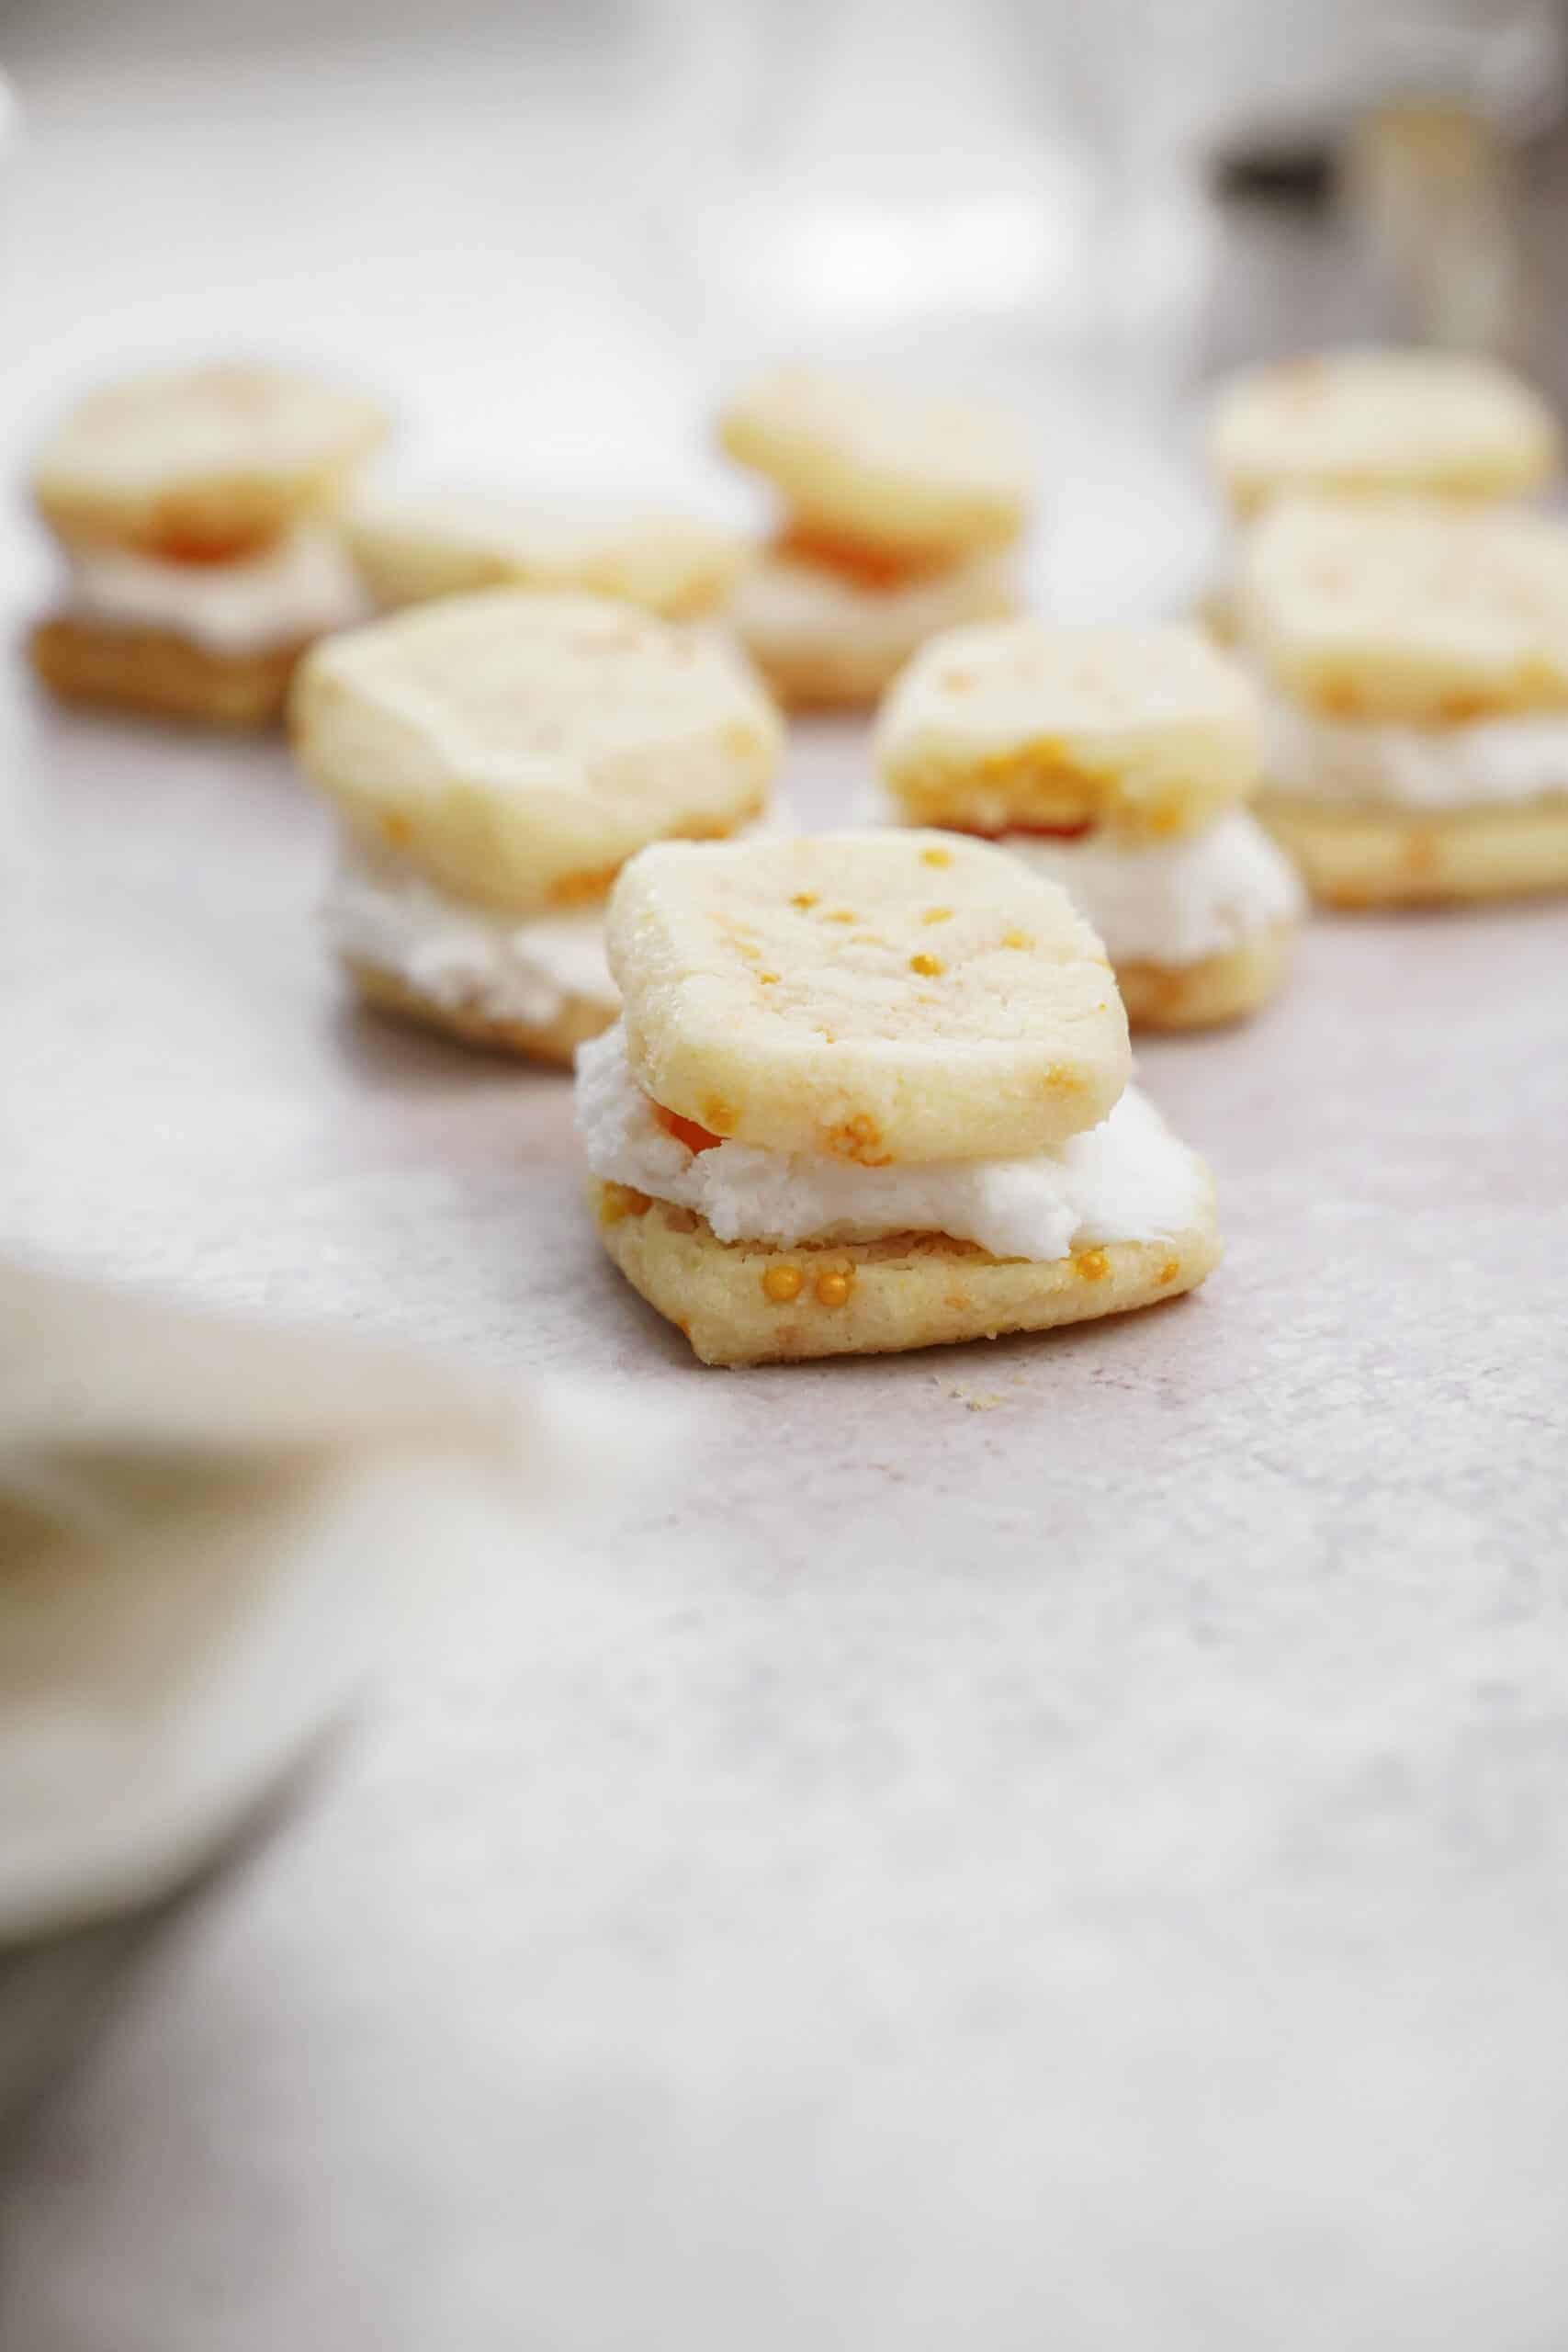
[1258,791,1568,906]
[874,620,1263,843]
[346,957,613,1067]
[345,490,742,619]
[592,1182,1220,1365]
[28,614,303,729]
[1239,498,1568,726]
[33,364,390,559]
[716,366,1034,558]
[1208,348,1559,514]
[728,543,1018,709]
[606,830,1130,1166]
[290,590,783,915]
[1116,922,1295,1030]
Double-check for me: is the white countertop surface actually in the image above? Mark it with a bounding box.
[3,10,1568,2346]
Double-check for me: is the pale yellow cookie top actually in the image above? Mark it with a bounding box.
[716,366,1034,558]
[1208,348,1559,512]
[874,620,1263,842]
[344,489,744,619]
[33,363,391,556]
[607,831,1130,1165]
[1237,496,1568,723]
[291,591,783,914]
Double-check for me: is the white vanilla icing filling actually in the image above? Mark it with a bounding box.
[998,808,1303,966]
[1264,693,1568,809]
[321,846,616,1029]
[576,1021,1208,1261]
[67,526,368,655]
[731,546,1017,657]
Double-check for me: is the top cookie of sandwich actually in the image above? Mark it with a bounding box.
[607,831,1129,1166]
[345,490,743,619]
[1238,497,1568,724]
[716,366,1034,559]
[292,591,782,913]
[875,621,1262,843]
[33,364,391,559]
[1208,349,1559,514]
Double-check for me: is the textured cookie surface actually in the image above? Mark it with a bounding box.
[729,544,1018,708]
[33,364,389,558]
[28,615,302,729]
[1208,348,1559,511]
[606,831,1129,1164]
[592,1184,1219,1365]
[291,590,782,913]
[1240,499,1568,724]
[346,490,741,618]
[1259,792,1568,906]
[875,621,1262,841]
[716,366,1033,557]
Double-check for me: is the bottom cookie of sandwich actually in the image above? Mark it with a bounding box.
[591,1182,1221,1366]
[1115,921,1295,1031]
[347,957,615,1068]
[1260,792,1568,907]
[28,615,307,729]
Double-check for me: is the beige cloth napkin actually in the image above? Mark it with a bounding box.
[0,1260,629,1944]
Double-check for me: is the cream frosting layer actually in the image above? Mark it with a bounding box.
[322,844,615,1029]
[1000,808,1303,966]
[576,1021,1207,1261]
[67,526,367,655]
[1265,693,1568,809]
[730,546,1017,663]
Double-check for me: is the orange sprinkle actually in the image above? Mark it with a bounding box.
[1000,928,1032,950]
[762,1263,803,1304]
[791,891,819,909]
[598,1183,651,1226]
[825,909,858,924]
[759,970,780,985]
[1157,1257,1180,1284]
[921,906,953,925]
[652,1102,724,1155]
[908,952,944,977]
[815,1270,852,1308]
[920,846,952,867]
[1075,1248,1111,1282]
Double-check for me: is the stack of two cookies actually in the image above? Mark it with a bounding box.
[29,365,388,727]
[874,620,1303,1029]
[1242,497,1568,907]
[580,831,1219,1364]
[716,367,1033,708]
[292,593,783,1063]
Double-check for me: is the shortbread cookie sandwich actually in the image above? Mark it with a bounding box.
[578,831,1219,1363]
[874,620,1302,1029]
[1240,497,1568,906]
[291,590,783,1062]
[716,365,1032,707]
[28,363,388,726]
[1200,347,1559,639]
[345,489,743,620]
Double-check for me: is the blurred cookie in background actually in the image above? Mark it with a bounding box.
[28,362,389,729]
[345,490,743,622]
[291,590,783,1065]
[1241,494,1568,905]
[1200,347,1560,640]
[716,365,1033,709]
